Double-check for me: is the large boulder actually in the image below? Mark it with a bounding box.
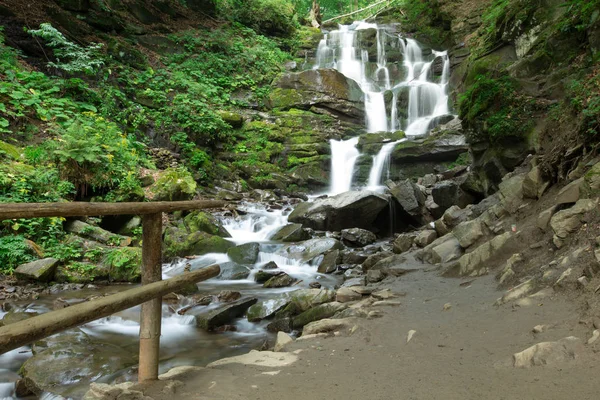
[550,199,599,247]
[263,272,298,288]
[184,211,230,237]
[418,234,463,264]
[276,289,336,317]
[386,179,427,223]
[270,223,310,242]
[288,190,389,231]
[392,233,416,254]
[277,238,344,263]
[269,69,364,122]
[227,242,260,264]
[522,166,550,199]
[15,258,59,282]
[431,181,474,213]
[247,294,292,322]
[341,228,377,247]
[448,232,514,276]
[317,249,340,273]
[192,297,258,330]
[452,220,485,249]
[163,227,233,259]
[147,168,197,201]
[292,302,347,329]
[498,173,526,214]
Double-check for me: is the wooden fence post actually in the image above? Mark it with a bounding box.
[138,212,163,382]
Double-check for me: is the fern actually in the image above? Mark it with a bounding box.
[27,23,104,74]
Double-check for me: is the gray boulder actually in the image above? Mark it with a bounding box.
[317,249,340,273]
[264,273,298,288]
[415,230,437,247]
[277,238,344,263]
[292,302,347,329]
[341,228,377,247]
[392,233,415,254]
[227,242,260,264]
[15,258,59,282]
[288,190,389,232]
[270,223,310,242]
[193,297,258,330]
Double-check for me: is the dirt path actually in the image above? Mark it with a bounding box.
[139,255,600,400]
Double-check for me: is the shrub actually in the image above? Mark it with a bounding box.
[218,0,298,37]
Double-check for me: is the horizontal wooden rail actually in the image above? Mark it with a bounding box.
[0,264,220,355]
[0,200,226,220]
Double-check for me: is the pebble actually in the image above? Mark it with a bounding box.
[532,325,547,334]
[443,302,452,311]
[407,330,417,343]
[587,330,600,345]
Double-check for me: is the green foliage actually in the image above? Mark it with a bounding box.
[0,235,36,274]
[45,113,144,195]
[152,167,197,201]
[459,74,535,143]
[217,0,298,37]
[558,0,600,31]
[103,247,142,282]
[567,66,600,136]
[27,23,104,74]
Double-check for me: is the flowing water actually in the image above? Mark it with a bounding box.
[0,203,341,399]
[313,22,451,193]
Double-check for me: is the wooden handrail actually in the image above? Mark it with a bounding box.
[0,200,226,219]
[0,264,220,355]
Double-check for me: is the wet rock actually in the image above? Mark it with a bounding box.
[254,270,282,284]
[362,251,393,272]
[513,337,584,368]
[2,311,38,325]
[274,332,294,352]
[247,295,293,322]
[217,290,241,302]
[414,230,437,247]
[288,190,389,232]
[432,181,461,213]
[193,297,258,330]
[163,228,234,259]
[260,261,279,270]
[340,250,368,264]
[309,282,322,288]
[217,262,251,280]
[317,249,340,273]
[267,317,293,333]
[341,277,366,287]
[14,258,59,282]
[21,341,136,398]
[276,289,336,317]
[271,223,310,242]
[277,238,344,263]
[387,179,427,221]
[227,242,260,264]
[341,228,377,247]
[264,272,298,288]
[292,302,347,328]
[184,211,230,238]
[392,233,415,254]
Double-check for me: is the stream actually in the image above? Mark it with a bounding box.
[0,20,452,400]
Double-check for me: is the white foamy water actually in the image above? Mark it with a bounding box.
[222,203,288,244]
[329,137,360,195]
[313,22,453,187]
[367,139,407,190]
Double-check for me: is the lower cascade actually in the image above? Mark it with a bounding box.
[313,21,452,193]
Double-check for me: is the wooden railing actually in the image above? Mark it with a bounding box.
[0,200,225,382]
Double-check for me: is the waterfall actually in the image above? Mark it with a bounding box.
[329,137,360,195]
[313,22,452,194]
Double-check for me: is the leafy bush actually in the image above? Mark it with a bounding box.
[45,113,144,196]
[103,247,142,282]
[568,66,600,136]
[0,235,36,274]
[458,74,535,143]
[218,0,298,37]
[27,23,104,74]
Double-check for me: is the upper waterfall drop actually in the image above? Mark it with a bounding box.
[312,22,453,194]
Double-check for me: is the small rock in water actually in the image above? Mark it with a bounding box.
[214,325,238,333]
[309,282,322,289]
[407,330,417,343]
[443,302,452,311]
[261,261,279,270]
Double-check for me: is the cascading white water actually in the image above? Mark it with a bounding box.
[329,137,360,195]
[221,203,289,244]
[367,139,406,190]
[313,23,452,191]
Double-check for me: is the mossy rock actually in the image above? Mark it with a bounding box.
[102,247,142,282]
[292,302,346,329]
[163,227,234,259]
[227,242,260,264]
[148,168,197,201]
[0,140,22,160]
[55,262,110,283]
[184,211,230,237]
[218,111,244,128]
[296,26,323,50]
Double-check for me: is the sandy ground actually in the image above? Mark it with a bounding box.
[136,254,600,400]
